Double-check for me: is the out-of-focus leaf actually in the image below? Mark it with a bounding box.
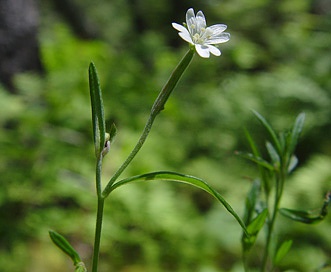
[274,240,293,265]
[288,112,305,156]
[287,155,298,173]
[108,122,117,145]
[243,179,261,224]
[106,171,248,236]
[89,62,106,157]
[279,208,325,224]
[236,151,274,170]
[252,110,281,154]
[242,209,268,251]
[266,141,280,169]
[280,191,330,224]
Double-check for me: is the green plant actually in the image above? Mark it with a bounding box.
[239,111,331,271]
[49,8,247,272]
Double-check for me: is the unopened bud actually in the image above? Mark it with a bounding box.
[102,140,110,157]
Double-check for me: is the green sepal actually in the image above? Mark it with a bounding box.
[49,230,82,266]
[242,209,268,251]
[274,240,293,265]
[89,62,106,158]
[105,171,248,236]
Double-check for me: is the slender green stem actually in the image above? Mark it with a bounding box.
[91,49,194,272]
[92,155,104,272]
[261,170,285,272]
[102,49,194,198]
[92,197,105,272]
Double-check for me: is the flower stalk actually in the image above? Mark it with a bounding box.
[102,48,194,198]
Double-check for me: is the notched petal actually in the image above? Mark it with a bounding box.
[179,31,193,44]
[207,45,221,56]
[172,23,187,32]
[196,11,207,29]
[195,44,210,58]
[209,24,227,34]
[206,33,230,44]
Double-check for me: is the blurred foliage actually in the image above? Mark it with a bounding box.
[0,0,330,271]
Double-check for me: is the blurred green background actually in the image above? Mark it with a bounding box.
[0,0,330,271]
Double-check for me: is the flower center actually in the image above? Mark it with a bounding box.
[192,27,207,44]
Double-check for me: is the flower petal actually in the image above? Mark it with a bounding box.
[209,24,227,34]
[172,22,187,32]
[186,8,197,35]
[207,45,221,56]
[205,32,230,45]
[196,11,207,32]
[195,44,210,58]
[179,31,193,44]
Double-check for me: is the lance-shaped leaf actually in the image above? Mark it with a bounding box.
[280,191,330,224]
[242,209,268,251]
[106,171,248,236]
[279,208,326,224]
[274,240,293,265]
[236,151,274,171]
[89,62,106,158]
[266,141,280,170]
[49,230,85,269]
[288,113,305,156]
[252,110,281,154]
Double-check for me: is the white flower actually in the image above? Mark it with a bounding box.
[172,8,230,58]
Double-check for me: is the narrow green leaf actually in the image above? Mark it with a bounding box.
[288,112,305,155]
[274,240,293,265]
[236,151,274,170]
[279,208,325,224]
[89,62,106,157]
[252,110,281,154]
[266,141,280,168]
[106,171,248,236]
[247,208,268,235]
[242,209,268,251]
[243,128,272,195]
[244,128,261,158]
[243,179,261,224]
[49,230,81,265]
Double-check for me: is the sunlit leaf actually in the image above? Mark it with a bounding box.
[274,240,292,265]
[106,171,248,236]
